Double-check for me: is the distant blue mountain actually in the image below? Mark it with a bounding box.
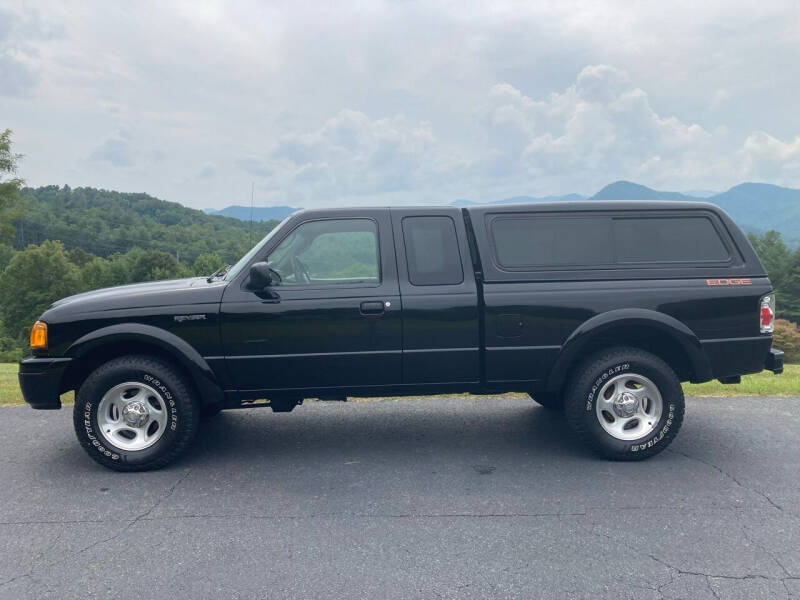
[708,183,800,243]
[203,182,800,246]
[591,181,691,201]
[590,180,800,245]
[204,205,299,221]
[451,193,587,207]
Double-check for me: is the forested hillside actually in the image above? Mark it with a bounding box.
[0,184,283,360]
[15,186,278,264]
[204,204,298,222]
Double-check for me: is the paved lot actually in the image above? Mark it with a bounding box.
[0,396,798,600]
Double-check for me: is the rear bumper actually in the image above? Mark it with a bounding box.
[18,357,72,410]
[765,348,784,374]
[701,336,775,380]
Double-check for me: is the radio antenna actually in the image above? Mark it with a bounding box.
[249,181,255,245]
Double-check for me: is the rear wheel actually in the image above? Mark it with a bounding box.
[564,347,684,460]
[73,355,199,471]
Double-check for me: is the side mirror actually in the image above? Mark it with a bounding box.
[247,262,273,290]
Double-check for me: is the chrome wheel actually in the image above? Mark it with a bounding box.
[595,373,663,441]
[97,382,168,451]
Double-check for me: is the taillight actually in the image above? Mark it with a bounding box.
[760,294,775,334]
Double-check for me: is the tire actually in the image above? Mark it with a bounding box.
[564,347,684,461]
[73,355,200,471]
[529,392,564,410]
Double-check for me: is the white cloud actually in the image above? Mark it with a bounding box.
[197,162,215,179]
[227,64,800,204]
[89,136,134,168]
[467,65,790,194]
[243,109,462,204]
[0,53,35,96]
[1,1,799,207]
[710,89,730,110]
[576,65,632,104]
[739,132,800,183]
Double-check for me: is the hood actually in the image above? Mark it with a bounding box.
[46,277,228,316]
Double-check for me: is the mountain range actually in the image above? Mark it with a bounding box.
[203,205,299,221]
[589,181,800,244]
[205,181,800,245]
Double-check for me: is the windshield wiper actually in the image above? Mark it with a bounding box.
[207,264,232,283]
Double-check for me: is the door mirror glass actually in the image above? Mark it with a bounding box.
[247,262,274,289]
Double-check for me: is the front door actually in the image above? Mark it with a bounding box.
[220,210,401,394]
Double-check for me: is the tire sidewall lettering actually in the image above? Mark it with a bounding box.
[143,374,178,431]
[586,362,629,411]
[83,370,179,460]
[82,400,120,460]
[630,403,675,452]
[583,360,677,454]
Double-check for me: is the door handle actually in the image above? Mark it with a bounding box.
[360,301,386,315]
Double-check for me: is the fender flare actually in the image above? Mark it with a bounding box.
[65,323,224,406]
[545,308,713,391]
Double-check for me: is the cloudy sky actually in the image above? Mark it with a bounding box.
[1,1,799,209]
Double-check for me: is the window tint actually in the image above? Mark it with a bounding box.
[492,217,613,267]
[402,216,464,285]
[490,212,730,269]
[613,217,729,263]
[266,219,379,285]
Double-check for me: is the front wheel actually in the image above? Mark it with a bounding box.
[564,347,684,461]
[73,355,200,471]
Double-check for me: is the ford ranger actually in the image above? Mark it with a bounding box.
[19,202,784,470]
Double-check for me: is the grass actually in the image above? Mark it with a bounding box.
[0,363,21,406]
[0,363,73,407]
[0,363,797,407]
[682,364,799,397]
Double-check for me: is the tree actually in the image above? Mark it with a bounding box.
[15,185,276,263]
[0,241,86,340]
[191,252,223,276]
[748,231,798,322]
[749,231,791,290]
[80,256,115,290]
[0,244,15,271]
[781,248,800,323]
[66,247,95,267]
[129,250,187,282]
[0,129,25,246]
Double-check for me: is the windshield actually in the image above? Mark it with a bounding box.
[223,216,291,281]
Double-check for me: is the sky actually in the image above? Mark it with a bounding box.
[1,0,799,210]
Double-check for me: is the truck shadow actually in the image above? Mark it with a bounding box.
[184,399,591,469]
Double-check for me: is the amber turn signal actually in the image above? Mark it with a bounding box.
[29,321,48,349]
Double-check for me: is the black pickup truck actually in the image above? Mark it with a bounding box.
[19,202,783,470]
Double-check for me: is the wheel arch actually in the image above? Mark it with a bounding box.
[545,309,712,393]
[61,323,224,407]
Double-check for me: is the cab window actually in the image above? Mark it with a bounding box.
[402,216,464,285]
[265,219,379,285]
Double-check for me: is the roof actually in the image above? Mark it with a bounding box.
[464,200,724,215]
[292,200,725,217]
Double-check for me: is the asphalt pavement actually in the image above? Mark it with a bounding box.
[0,395,798,600]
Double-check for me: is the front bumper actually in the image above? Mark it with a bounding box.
[18,357,72,410]
[765,348,784,375]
